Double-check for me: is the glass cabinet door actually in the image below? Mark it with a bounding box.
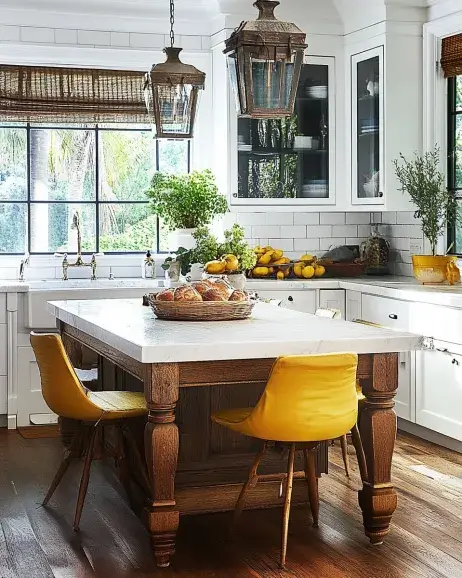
[233,56,335,205]
[351,46,384,205]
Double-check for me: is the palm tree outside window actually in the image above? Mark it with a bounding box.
[0,123,190,254]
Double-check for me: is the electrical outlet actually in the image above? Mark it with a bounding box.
[410,241,423,254]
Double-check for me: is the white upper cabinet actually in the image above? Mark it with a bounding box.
[230,56,336,207]
[351,46,384,205]
[346,30,422,211]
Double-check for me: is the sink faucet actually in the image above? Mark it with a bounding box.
[61,210,97,281]
[18,252,30,281]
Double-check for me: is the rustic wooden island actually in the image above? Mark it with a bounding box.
[48,298,422,568]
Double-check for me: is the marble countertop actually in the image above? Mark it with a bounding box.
[48,298,423,364]
[0,281,29,292]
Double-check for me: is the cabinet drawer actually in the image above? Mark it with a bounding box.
[257,291,316,314]
[361,294,410,331]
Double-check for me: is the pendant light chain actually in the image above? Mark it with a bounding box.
[169,0,175,47]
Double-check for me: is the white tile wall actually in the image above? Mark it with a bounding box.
[374,211,424,276]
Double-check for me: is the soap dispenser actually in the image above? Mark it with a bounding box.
[142,250,155,279]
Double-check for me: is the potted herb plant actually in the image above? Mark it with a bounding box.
[393,147,459,283]
[146,169,228,250]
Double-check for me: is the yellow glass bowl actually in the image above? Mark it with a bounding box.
[412,255,457,284]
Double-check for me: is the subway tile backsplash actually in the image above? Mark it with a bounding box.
[234,210,422,277]
[0,212,421,280]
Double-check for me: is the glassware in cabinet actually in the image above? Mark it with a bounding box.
[351,46,384,205]
[233,56,335,205]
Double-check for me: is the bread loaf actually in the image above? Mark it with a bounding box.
[174,286,203,302]
[156,288,175,301]
[202,288,228,302]
[229,290,248,302]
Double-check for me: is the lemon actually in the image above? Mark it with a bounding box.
[276,271,285,281]
[300,254,314,262]
[293,263,304,278]
[253,266,269,277]
[258,251,274,265]
[302,265,315,279]
[314,265,326,277]
[272,249,284,261]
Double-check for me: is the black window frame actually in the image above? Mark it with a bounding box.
[0,123,191,256]
[448,76,461,253]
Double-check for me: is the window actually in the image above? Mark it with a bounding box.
[448,76,462,253]
[0,123,190,254]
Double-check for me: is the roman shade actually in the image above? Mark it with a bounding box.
[0,64,149,123]
[441,34,462,78]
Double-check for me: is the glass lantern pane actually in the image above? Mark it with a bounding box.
[251,59,294,110]
[155,84,199,137]
[227,55,243,116]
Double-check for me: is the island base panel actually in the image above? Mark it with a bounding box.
[59,324,399,565]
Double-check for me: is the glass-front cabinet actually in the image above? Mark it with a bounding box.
[232,56,335,206]
[351,46,384,205]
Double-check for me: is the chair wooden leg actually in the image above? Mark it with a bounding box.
[303,449,319,528]
[116,424,131,502]
[351,423,368,482]
[340,434,350,477]
[43,426,83,506]
[73,426,98,532]
[231,441,267,535]
[280,443,295,569]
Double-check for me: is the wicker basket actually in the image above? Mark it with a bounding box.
[148,296,255,321]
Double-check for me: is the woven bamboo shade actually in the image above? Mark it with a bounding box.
[0,64,149,123]
[441,34,462,78]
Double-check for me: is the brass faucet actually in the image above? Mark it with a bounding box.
[62,210,97,281]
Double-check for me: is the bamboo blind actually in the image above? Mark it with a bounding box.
[0,64,150,123]
[441,34,462,78]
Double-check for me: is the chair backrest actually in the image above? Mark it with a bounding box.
[30,332,101,420]
[245,353,358,442]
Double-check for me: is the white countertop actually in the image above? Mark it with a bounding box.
[48,298,423,364]
[6,274,462,309]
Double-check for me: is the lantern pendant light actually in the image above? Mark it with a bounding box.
[224,0,307,119]
[144,0,206,138]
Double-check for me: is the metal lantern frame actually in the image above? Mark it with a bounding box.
[144,0,206,139]
[224,0,307,119]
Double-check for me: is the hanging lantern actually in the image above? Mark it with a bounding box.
[144,0,206,138]
[224,0,307,119]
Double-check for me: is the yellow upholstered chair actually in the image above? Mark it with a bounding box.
[30,332,148,531]
[211,353,365,568]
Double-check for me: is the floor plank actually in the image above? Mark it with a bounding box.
[0,430,460,577]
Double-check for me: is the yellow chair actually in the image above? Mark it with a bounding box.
[30,332,148,531]
[212,353,365,568]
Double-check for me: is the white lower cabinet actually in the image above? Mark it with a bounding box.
[359,293,414,422]
[256,290,317,314]
[319,289,346,319]
[415,342,462,441]
[345,290,362,321]
[17,345,57,427]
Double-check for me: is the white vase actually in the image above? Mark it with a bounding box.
[227,273,247,290]
[169,228,196,251]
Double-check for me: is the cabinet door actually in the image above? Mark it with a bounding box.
[346,290,362,321]
[17,346,58,427]
[257,290,317,314]
[232,56,335,206]
[395,352,415,422]
[416,344,462,441]
[319,290,345,319]
[351,46,384,205]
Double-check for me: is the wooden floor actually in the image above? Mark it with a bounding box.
[1,430,462,578]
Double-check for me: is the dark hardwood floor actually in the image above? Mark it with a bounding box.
[0,429,461,578]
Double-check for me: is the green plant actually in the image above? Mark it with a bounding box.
[163,224,257,275]
[393,147,459,256]
[145,169,228,231]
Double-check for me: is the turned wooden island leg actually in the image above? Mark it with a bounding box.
[358,353,398,545]
[144,363,180,568]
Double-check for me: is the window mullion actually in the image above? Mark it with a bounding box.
[95,126,100,253]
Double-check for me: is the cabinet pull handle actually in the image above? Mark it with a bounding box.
[389,314,398,320]
[288,296,294,302]
[378,192,384,198]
